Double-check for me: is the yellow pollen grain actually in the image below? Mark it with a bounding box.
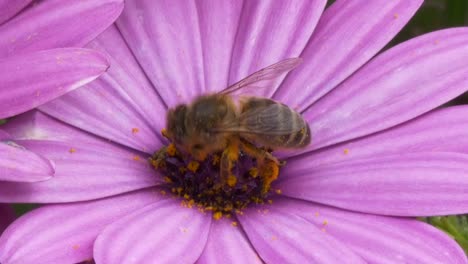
[249,167,259,178]
[132,155,140,161]
[343,148,349,155]
[393,13,399,19]
[164,176,172,183]
[183,194,190,200]
[160,190,167,196]
[323,220,328,226]
[275,189,282,195]
[212,155,220,165]
[167,143,177,156]
[213,211,223,220]
[187,161,200,172]
[227,175,237,187]
[231,221,238,227]
[72,245,80,250]
[188,199,195,207]
[69,148,76,154]
[271,235,278,241]
[314,212,320,217]
[267,199,273,204]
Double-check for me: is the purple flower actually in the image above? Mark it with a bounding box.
[0,0,124,182]
[2,0,468,262]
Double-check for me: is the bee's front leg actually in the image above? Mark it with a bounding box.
[220,138,239,187]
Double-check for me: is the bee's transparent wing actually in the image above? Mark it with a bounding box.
[215,103,301,135]
[219,58,302,95]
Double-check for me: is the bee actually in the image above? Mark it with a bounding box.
[163,58,311,181]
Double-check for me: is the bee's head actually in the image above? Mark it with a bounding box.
[166,104,188,145]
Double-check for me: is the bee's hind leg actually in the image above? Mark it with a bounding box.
[239,139,283,166]
[239,139,281,194]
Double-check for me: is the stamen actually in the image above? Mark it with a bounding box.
[150,138,282,219]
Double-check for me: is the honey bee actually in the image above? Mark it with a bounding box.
[164,58,311,180]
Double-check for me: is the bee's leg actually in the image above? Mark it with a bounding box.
[239,139,282,166]
[161,129,170,140]
[220,139,239,187]
[239,140,280,194]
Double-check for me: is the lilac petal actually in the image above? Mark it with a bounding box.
[0,139,161,203]
[274,0,422,109]
[273,198,467,263]
[0,140,54,182]
[0,0,32,25]
[0,129,10,140]
[302,28,468,151]
[237,205,364,263]
[0,190,162,264]
[4,111,126,151]
[278,152,468,216]
[0,204,15,234]
[0,48,109,119]
[228,0,326,98]
[117,0,205,107]
[197,218,261,264]
[40,26,166,153]
[94,199,211,264]
[196,0,243,93]
[0,0,124,58]
[287,105,468,163]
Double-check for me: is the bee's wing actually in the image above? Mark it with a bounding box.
[215,103,302,135]
[219,58,302,95]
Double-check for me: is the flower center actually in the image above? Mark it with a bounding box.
[150,143,281,219]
